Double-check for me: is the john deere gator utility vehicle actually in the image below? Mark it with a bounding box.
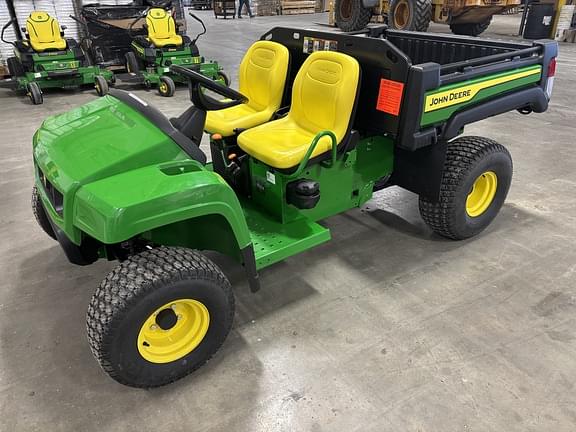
[121,8,227,96]
[0,11,113,105]
[31,27,557,387]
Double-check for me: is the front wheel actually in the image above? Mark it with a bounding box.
[94,75,109,97]
[27,82,43,105]
[158,75,176,97]
[419,136,513,240]
[87,247,235,388]
[32,186,56,240]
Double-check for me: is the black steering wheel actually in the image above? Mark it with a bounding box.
[170,64,248,111]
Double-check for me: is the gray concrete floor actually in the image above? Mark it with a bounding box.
[1,11,576,432]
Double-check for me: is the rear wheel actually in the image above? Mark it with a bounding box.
[125,51,140,74]
[449,19,492,36]
[158,75,176,97]
[32,186,56,240]
[335,0,372,32]
[419,136,513,240]
[389,0,431,31]
[87,247,235,388]
[94,75,109,97]
[7,56,25,77]
[27,82,43,105]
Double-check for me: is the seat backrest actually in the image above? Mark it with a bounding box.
[26,11,65,48]
[238,41,290,114]
[288,51,360,143]
[146,8,177,40]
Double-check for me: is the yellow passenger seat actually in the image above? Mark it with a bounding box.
[237,51,360,169]
[146,8,182,48]
[205,41,290,137]
[26,11,67,52]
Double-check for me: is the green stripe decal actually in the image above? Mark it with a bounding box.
[420,65,542,126]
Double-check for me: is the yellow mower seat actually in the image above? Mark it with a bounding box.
[26,11,67,52]
[238,51,360,169]
[146,8,182,48]
[205,41,290,137]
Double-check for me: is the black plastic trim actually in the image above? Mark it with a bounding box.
[241,245,260,293]
[441,86,548,140]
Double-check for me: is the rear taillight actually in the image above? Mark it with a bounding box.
[545,57,556,99]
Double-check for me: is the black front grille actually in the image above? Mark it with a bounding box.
[37,166,64,216]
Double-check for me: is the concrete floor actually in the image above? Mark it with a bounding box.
[1,11,576,432]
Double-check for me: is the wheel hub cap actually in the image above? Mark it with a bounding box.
[466,171,498,217]
[137,299,210,363]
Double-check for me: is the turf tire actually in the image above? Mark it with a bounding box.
[32,186,57,240]
[125,51,140,74]
[419,136,513,240]
[94,75,109,97]
[7,56,25,77]
[87,247,234,388]
[158,75,176,97]
[335,0,372,32]
[27,82,43,105]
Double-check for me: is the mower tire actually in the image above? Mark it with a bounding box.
[158,76,176,97]
[389,0,432,32]
[94,75,109,97]
[32,186,56,240]
[449,19,492,36]
[7,57,25,77]
[125,51,140,74]
[419,136,512,240]
[87,246,234,388]
[27,82,43,105]
[216,71,230,87]
[335,0,372,32]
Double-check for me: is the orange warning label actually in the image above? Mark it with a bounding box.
[376,79,404,116]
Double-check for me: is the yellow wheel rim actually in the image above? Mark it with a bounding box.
[159,82,168,93]
[95,83,100,93]
[137,299,210,364]
[466,171,498,217]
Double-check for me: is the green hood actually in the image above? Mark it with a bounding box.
[33,95,184,190]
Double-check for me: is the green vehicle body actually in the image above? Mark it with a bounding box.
[12,49,113,91]
[130,40,223,86]
[33,27,558,290]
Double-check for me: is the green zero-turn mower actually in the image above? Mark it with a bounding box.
[32,26,557,387]
[0,11,113,105]
[120,8,228,96]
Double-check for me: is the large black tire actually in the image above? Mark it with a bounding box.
[125,51,140,74]
[27,82,43,105]
[87,247,234,388]
[419,136,513,240]
[32,186,56,240]
[389,0,432,31]
[335,0,372,32]
[158,75,176,97]
[7,56,25,77]
[449,19,492,36]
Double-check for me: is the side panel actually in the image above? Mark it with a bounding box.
[421,65,542,126]
[73,163,252,248]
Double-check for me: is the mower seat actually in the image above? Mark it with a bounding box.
[205,41,290,137]
[146,8,182,48]
[26,11,67,52]
[238,51,360,170]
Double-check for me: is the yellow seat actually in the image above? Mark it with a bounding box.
[26,11,67,52]
[146,8,182,48]
[205,41,290,137]
[238,51,360,169]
